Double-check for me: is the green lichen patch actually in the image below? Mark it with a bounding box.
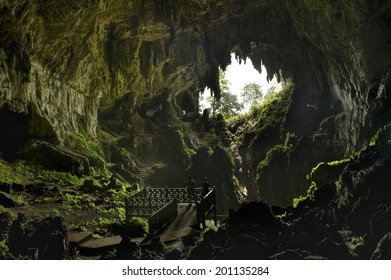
[14,160,84,187]
[65,131,105,165]
[0,160,22,185]
[292,181,317,208]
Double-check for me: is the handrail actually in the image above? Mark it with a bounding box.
[148,198,178,235]
[125,197,174,220]
[125,187,217,234]
[131,187,202,203]
[196,188,217,227]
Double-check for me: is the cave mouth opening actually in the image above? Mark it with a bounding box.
[0,109,30,161]
[200,53,284,117]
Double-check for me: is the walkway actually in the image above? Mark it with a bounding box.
[68,201,217,255]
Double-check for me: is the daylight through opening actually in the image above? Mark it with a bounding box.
[200,53,284,116]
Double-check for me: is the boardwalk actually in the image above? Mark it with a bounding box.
[69,202,216,255]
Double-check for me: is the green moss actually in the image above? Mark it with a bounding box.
[369,124,391,146]
[126,217,149,235]
[0,205,7,213]
[15,194,27,206]
[14,160,83,187]
[244,82,294,148]
[177,130,196,159]
[335,179,343,193]
[0,239,10,259]
[0,160,22,185]
[1,100,25,113]
[256,132,295,179]
[292,181,317,208]
[351,235,365,247]
[65,131,105,162]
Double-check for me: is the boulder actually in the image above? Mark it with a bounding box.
[8,214,69,260]
[117,236,141,260]
[313,237,351,259]
[371,232,391,260]
[0,191,16,207]
[228,201,278,227]
[0,183,11,193]
[30,216,69,260]
[0,212,12,239]
[19,140,90,175]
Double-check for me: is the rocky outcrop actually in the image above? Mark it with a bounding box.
[2,213,69,260]
[188,128,391,259]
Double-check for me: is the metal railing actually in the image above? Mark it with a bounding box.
[148,198,178,235]
[125,187,217,235]
[196,188,217,227]
[132,187,203,203]
[125,197,175,219]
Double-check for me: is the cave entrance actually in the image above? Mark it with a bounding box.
[0,109,29,161]
[200,53,282,116]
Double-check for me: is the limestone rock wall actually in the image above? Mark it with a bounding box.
[0,0,390,206]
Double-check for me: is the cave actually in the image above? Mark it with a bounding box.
[0,0,391,261]
[0,109,29,161]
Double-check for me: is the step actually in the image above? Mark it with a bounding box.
[79,235,122,250]
[142,227,200,245]
[78,235,122,256]
[67,231,93,245]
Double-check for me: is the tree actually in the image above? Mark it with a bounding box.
[208,69,244,117]
[240,83,263,107]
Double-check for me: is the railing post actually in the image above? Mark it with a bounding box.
[125,197,129,224]
[213,187,217,226]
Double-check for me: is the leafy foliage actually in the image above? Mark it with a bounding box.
[240,83,263,107]
[0,160,21,184]
[65,131,105,162]
[14,160,84,186]
[208,69,244,117]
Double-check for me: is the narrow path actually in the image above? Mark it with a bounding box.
[68,203,204,254]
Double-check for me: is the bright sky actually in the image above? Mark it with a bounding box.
[200,53,280,112]
[225,53,271,97]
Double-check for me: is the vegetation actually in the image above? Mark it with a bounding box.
[14,160,84,186]
[0,205,7,213]
[240,83,263,108]
[0,239,10,259]
[125,217,149,236]
[256,132,296,177]
[292,181,317,208]
[0,99,25,113]
[0,160,22,185]
[228,80,294,149]
[65,130,105,163]
[208,69,244,117]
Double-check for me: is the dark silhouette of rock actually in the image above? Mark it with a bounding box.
[8,213,30,257]
[117,236,141,260]
[0,191,16,207]
[30,216,69,259]
[228,201,278,227]
[165,248,183,260]
[313,237,351,259]
[271,249,326,260]
[372,233,391,260]
[25,183,49,197]
[0,183,11,194]
[0,212,12,240]
[7,214,68,260]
